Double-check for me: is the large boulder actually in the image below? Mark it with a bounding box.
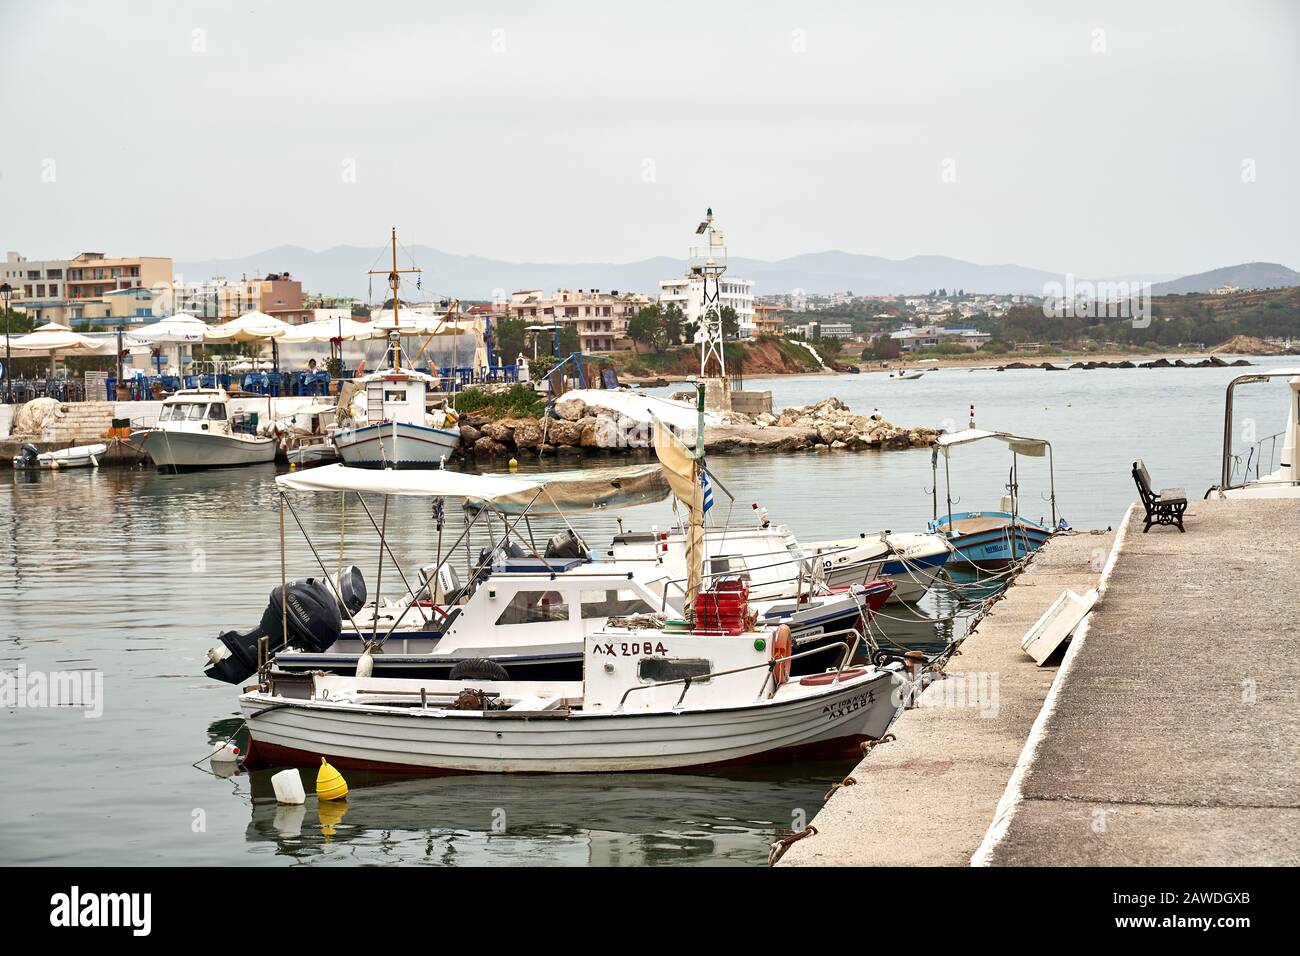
[512,418,543,450]
[547,418,581,446]
[458,424,481,447]
[481,421,514,443]
[554,397,587,421]
[473,436,506,456]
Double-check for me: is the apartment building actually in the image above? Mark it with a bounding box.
[1,253,72,322]
[658,275,755,338]
[752,303,786,336]
[506,289,652,352]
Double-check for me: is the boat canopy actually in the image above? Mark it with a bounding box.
[276,461,669,512]
[935,428,1049,458]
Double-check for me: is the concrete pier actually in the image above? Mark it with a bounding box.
[984,499,1300,866]
[780,529,1114,866]
[782,499,1300,866]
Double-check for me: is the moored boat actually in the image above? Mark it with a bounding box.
[239,617,905,774]
[928,427,1063,569]
[135,387,277,471]
[12,442,108,470]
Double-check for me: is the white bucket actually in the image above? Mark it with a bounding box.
[271,768,306,805]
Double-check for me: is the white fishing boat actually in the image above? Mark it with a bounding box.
[889,369,924,380]
[135,387,277,470]
[805,531,952,603]
[330,229,461,469]
[239,618,905,774]
[12,442,108,470]
[330,360,460,469]
[1212,367,1300,499]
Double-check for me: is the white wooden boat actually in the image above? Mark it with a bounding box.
[12,442,107,470]
[240,624,904,773]
[135,387,276,470]
[806,531,952,602]
[331,338,459,469]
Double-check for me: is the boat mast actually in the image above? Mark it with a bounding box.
[368,226,422,369]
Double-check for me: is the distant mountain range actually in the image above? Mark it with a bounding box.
[1150,262,1300,296]
[173,245,1294,300]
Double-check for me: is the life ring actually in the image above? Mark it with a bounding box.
[772,624,793,688]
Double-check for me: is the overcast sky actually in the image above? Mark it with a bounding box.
[1,0,1296,277]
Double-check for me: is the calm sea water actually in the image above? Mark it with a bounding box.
[1,358,1292,865]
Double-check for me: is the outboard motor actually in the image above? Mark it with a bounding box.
[331,564,367,616]
[204,577,343,684]
[544,529,589,560]
[16,443,40,468]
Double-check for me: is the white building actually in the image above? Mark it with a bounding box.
[658,276,755,339]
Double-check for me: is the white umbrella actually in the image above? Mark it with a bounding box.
[9,321,99,353]
[204,310,294,342]
[278,316,374,343]
[127,312,209,344]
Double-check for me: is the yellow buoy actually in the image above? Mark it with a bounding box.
[508,457,518,471]
[316,756,348,801]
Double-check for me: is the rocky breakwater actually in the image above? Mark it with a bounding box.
[457,393,940,458]
[708,396,940,452]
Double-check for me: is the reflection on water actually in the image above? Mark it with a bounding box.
[240,766,854,866]
[2,361,1292,865]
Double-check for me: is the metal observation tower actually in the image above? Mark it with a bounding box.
[689,208,728,380]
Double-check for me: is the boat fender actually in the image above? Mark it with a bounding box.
[209,741,241,764]
[772,625,793,688]
[271,768,306,806]
[355,645,375,679]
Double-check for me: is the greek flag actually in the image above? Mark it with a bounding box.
[700,469,714,513]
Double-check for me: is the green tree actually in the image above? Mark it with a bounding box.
[494,317,528,361]
[720,305,739,339]
[661,304,685,346]
[628,305,662,350]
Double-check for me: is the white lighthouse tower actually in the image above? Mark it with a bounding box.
[689,207,731,410]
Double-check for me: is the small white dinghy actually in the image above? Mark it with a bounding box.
[241,619,905,774]
[12,442,108,470]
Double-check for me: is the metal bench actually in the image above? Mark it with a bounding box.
[1133,458,1187,533]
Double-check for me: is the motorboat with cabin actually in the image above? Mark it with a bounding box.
[927,427,1063,569]
[1209,367,1300,499]
[204,463,895,684]
[134,387,277,470]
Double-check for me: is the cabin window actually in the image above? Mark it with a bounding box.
[495,590,570,626]
[637,657,712,683]
[182,403,207,421]
[580,588,655,619]
[208,403,227,421]
[157,405,175,422]
[383,389,407,403]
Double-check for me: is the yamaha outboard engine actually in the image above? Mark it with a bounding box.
[16,443,40,468]
[205,576,347,684]
[331,564,367,616]
[544,529,588,560]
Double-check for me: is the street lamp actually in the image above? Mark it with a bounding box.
[1,282,13,404]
